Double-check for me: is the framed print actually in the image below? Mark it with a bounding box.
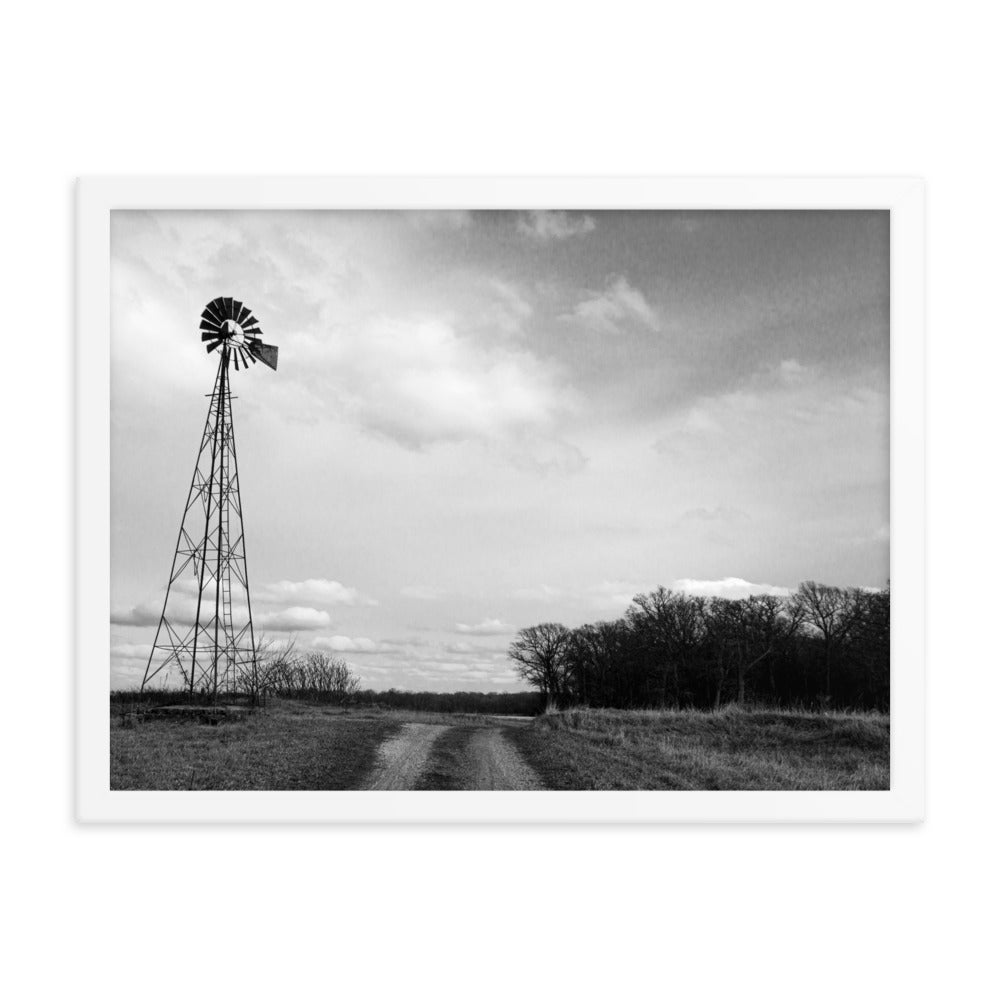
[76,177,924,822]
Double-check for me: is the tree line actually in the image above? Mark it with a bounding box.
[507,581,889,712]
[241,643,539,713]
[119,639,544,716]
[241,641,542,714]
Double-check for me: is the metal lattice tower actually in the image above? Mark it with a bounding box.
[141,297,278,700]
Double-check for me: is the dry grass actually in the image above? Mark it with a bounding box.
[507,705,889,790]
[111,699,888,791]
[337,705,512,728]
[111,699,399,790]
[414,726,478,790]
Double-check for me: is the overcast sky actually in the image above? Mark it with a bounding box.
[110,209,889,691]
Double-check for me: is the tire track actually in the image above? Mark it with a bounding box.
[466,728,542,790]
[362,722,448,789]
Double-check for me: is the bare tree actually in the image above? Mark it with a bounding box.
[258,636,298,698]
[235,633,284,707]
[627,588,707,707]
[302,652,361,701]
[508,623,572,708]
[564,620,632,706]
[250,641,361,703]
[792,582,861,701]
[852,586,890,708]
[705,598,740,708]
[708,595,802,706]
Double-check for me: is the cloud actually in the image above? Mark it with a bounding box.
[400,585,446,601]
[506,436,587,476]
[111,588,221,628]
[512,584,564,602]
[114,211,574,460]
[111,601,164,627]
[454,618,515,636]
[258,579,377,606]
[517,211,596,240]
[111,642,152,660]
[480,280,533,336]
[314,316,572,449]
[311,635,387,654]
[672,577,791,599]
[257,606,331,630]
[652,364,889,516]
[511,580,655,611]
[310,633,443,661]
[566,276,658,333]
[777,358,809,385]
[111,579,353,632]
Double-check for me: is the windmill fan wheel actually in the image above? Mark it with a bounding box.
[199,297,279,371]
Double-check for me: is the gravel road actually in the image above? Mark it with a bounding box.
[362,721,541,790]
[362,722,448,790]
[466,728,541,790]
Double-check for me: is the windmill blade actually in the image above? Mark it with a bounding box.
[232,300,244,322]
[248,342,278,370]
[205,299,226,323]
[232,350,242,371]
[236,305,251,326]
[202,330,227,343]
[205,339,222,353]
[200,320,223,336]
[223,297,234,319]
[239,345,253,368]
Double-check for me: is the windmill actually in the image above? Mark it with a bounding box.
[140,297,278,701]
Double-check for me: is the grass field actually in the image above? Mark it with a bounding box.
[111,700,889,791]
[111,701,400,790]
[509,707,889,790]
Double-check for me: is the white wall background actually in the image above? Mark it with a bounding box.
[3,2,996,997]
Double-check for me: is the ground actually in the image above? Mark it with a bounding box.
[111,700,889,791]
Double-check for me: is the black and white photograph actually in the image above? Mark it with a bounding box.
[17,5,1000,997]
[106,203,895,795]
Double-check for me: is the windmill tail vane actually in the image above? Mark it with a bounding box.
[140,298,278,701]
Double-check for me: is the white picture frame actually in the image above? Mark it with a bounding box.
[77,176,924,823]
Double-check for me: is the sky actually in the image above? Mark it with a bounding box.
[110,209,889,691]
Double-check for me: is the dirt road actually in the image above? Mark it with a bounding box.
[361,721,542,790]
[362,722,449,790]
[466,728,541,790]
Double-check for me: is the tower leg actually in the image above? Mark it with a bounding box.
[189,353,225,698]
[211,348,228,702]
